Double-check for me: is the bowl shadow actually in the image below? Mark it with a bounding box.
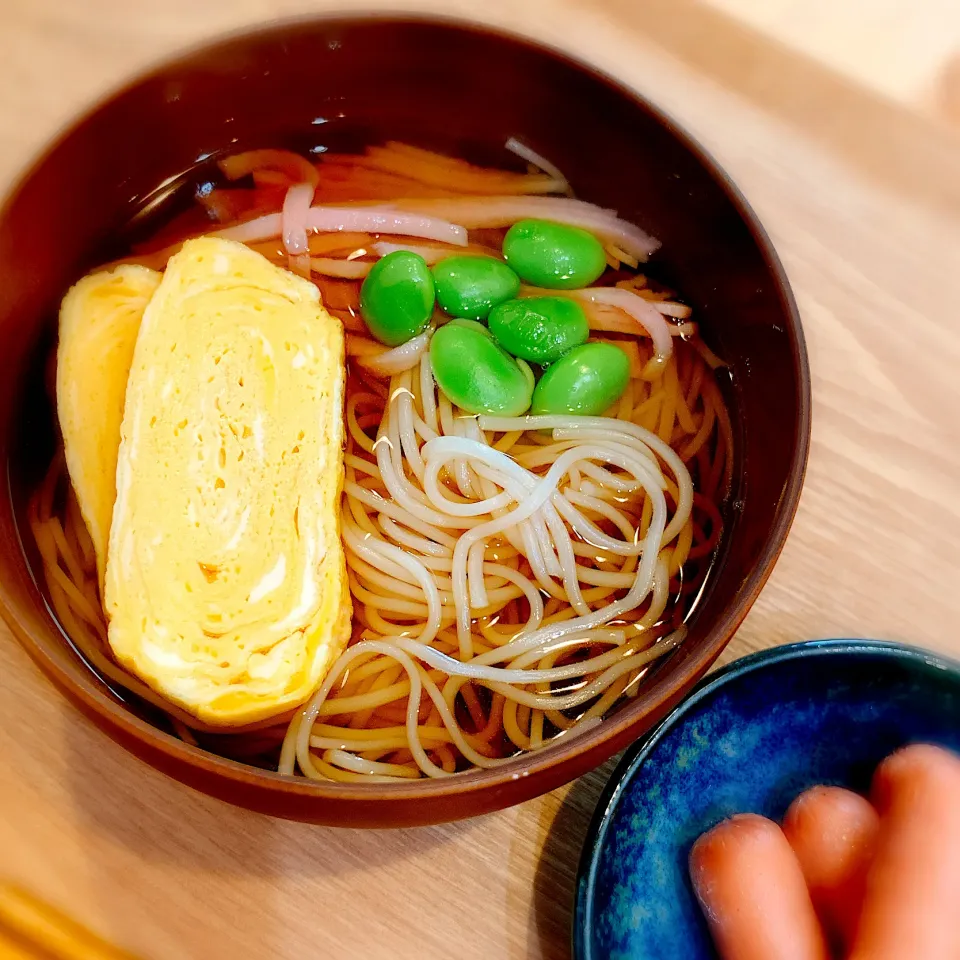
[527,760,619,960]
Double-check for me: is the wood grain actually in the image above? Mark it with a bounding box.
[1,1,959,958]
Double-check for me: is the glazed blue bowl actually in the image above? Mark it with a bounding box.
[574,639,960,959]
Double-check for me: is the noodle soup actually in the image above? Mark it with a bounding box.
[28,140,732,782]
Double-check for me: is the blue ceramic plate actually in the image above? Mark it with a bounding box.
[573,639,960,959]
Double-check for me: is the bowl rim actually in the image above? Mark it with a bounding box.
[573,637,960,959]
[0,11,811,807]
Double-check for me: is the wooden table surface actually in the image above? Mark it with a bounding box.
[2,1,960,958]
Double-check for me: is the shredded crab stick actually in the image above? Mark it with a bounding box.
[353,142,566,195]
[615,276,694,318]
[514,285,683,363]
[689,814,830,960]
[346,326,433,377]
[372,240,447,264]
[218,148,320,186]
[584,303,697,338]
[848,745,960,960]
[371,240,504,264]
[573,288,673,375]
[216,206,468,247]
[281,182,315,276]
[782,786,880,951]
[392,195,660,262]
[310,257,372,280]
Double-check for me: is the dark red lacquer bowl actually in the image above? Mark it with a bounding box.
[0,15,809,826]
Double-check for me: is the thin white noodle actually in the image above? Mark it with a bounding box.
[504,137,572,195]
[480,415,693,543]
[324,750,421,779]
[486,631,685,710]
[280,345,705,781]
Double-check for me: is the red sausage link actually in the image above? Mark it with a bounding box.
[689,814,830,960]
[782,785,879,951]
[848,744,960,960]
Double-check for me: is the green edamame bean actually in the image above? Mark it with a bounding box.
[430,321,534,416]
[432,256,520,320]
[446,318,491,338]
[530,342,630,416]
[503,219,607,290]
[488,296,589,364]
[360,251,435,346]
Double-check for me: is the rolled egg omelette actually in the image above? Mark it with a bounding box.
[57,237,352,726]
[57,263,162,590]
